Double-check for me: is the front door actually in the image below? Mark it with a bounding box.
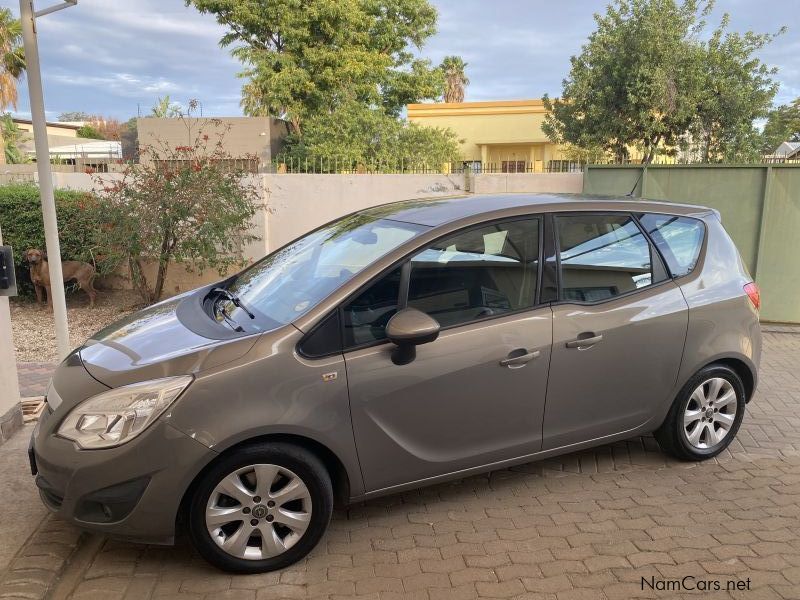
[343,217,552,492]
[543,213,689,450]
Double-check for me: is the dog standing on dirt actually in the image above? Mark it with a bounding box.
[24,249,97,308]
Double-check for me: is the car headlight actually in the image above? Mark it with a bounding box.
[57,376,193,449]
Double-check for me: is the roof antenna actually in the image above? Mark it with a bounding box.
[627,166,645,197]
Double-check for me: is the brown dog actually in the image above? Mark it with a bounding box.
[25,249,97,308]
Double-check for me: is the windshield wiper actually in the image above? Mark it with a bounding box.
[213,301,244,332]
[210,287,256,320]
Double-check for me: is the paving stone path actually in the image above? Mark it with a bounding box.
[3,331,799,599]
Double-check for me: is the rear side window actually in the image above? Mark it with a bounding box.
[556,214,663,302]
[638,214,704,277]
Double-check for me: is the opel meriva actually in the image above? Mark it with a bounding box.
[30,194,761,573]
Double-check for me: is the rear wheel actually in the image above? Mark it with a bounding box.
[188,443,333,573]
[655,365,745,461]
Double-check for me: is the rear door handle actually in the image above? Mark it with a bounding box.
[565,334,603,348]
[499,349,540,368]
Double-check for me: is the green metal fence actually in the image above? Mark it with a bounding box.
[584,164,800,324]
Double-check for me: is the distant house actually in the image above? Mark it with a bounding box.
[406,99,682,171]
[773,141,800,159]
[136,116,289,172]
[11,117,118,170]
[407,99,577,173]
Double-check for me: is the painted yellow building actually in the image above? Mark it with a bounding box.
[406,99,579,173]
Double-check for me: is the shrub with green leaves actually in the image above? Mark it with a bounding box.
[0,183,105,296]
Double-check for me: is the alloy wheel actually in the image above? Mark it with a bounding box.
[205,464,312,560]
[683,377,738,449]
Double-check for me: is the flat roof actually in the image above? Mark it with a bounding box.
[361,193,713,227]
[12,117,81,130]
[407,99,549,117]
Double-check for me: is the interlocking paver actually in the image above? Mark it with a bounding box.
[4,331,800,599]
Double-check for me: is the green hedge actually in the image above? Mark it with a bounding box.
[0,183,104,296]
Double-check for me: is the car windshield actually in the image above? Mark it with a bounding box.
[220,215,427,329]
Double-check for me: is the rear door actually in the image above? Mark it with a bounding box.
[543,212,688,450]
[343,216,553,492]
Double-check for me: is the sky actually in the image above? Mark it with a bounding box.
[2,0,798,121]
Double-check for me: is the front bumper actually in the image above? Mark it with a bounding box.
[30,400,215,545]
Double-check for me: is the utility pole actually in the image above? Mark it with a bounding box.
[19,0,78,359]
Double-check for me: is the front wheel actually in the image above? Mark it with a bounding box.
[654,365,746,461]
[188,442,333,573]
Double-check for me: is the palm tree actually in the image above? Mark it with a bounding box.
[0,8,24,111]
[151,95,182,118]
[0,8,25,166]
[441,56,469,104]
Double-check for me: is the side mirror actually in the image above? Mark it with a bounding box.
[386,308,440,365]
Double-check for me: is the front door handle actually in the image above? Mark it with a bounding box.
[565,333,603,349]
[499,349,540,368]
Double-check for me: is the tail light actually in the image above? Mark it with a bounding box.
[744,282,760,310]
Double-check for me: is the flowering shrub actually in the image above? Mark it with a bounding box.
[94,119,263,303]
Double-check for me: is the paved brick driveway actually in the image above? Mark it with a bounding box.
[4,331,800,599]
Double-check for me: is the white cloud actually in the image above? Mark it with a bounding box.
[0,0,797,118]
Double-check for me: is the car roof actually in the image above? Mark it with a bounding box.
[359,193,714,227]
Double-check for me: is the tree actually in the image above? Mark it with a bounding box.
[58,111,91,122]
[95,120,262,303]
[86,116,124,141]
[277,101,460,171]
[0,7,24,112]
[0,8,24,166]
[690,15,782,162]
[441,56,469,103]
[151,95,182,118]
[187,0,446,135]
[77,124,103,139]
[761,99,800,154]
[121,117,138,161]
[543,0,782,164]
[1,112,29,163]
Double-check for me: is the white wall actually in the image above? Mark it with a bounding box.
[263,173,467,250]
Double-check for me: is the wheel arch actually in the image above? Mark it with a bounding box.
[710,357,755,403]
[176,433,352,535]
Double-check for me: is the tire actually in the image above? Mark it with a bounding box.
[654,364,746,461]
[188,442,333,573]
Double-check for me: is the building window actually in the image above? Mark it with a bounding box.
[547,160,584,173]
[462,160,482,174]
[501,161,526,173]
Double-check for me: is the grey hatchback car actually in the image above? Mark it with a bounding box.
[30,194,761,573]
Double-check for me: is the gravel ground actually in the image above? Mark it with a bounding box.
[10,290,142,363]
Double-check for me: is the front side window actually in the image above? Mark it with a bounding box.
[637,214,704,277]
[225,216,425,328]
[408,218,540,328]
[556,214,660,302]
[342,267,402,347]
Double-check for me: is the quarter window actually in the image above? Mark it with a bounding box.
[556,214,661,302]
[637,214,704,277]
[407,218,540,328]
